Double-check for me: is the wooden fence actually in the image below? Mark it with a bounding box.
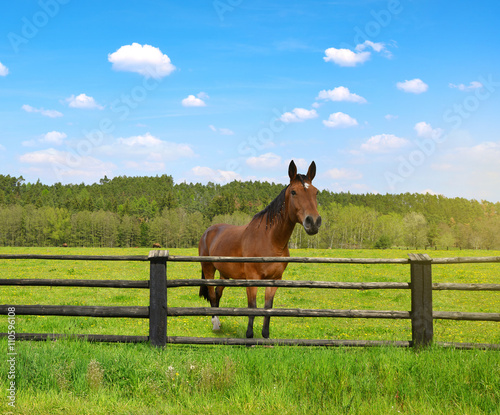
[0,251,499,349]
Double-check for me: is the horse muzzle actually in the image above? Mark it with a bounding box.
[303,215,322,235]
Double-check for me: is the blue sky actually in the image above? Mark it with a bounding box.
[1,0,499,202]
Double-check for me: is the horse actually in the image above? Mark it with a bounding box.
[198,160,322,339]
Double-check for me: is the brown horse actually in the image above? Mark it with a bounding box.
[198,160,322,339]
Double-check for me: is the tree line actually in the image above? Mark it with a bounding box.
[0,174,499,249]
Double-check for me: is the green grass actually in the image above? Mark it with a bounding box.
[1,339,499,414]
[0,247,499,414]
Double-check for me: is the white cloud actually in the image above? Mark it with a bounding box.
[0,62,9,76]
[108,43,176,79]
[118,132,162,147]
[209,125,234,135]
[449,81,483,91]
[123,160,165,171]
[432,140,500,200]
[385,114,398,121]
[112,132,195,162]
[316,86,367,104]
[414,122,444,140]
[66,93,103,110]
[325,168,362,180]
[41,131,67,145]
[246,153,282,169]
[323,47,370,67]
[323,41,391,67]
[19,148,115,182]
[182,94,206,107]
[280,108,318,123]
[191,166,241,183]
[360,134,409,153]
[22,104,63,118]
[355,40,385,53]
[323,112,358,128]
[420,189,438,196]
[396,78,428,94]
[0,143,5,151]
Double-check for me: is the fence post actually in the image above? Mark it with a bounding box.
[149,250,168,347]
[409,253,433,347]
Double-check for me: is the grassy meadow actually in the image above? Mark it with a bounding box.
[0,247,499,414]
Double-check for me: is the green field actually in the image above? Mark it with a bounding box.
[1,247,499,414]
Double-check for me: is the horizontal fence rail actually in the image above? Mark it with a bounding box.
[168,255,410,264]
[0,278,149,288]
[167,306,411,319]
[0,305,149,318]
[167,279,410,289]
[0,251,499,349]
[2,254,500,264]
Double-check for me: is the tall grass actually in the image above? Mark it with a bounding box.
[1,338,499,414]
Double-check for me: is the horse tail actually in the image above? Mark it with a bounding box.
[199,269,209,301]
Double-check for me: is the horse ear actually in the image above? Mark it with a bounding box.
[288,160,297,181]
[307,161,316,181]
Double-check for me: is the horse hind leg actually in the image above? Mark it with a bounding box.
[262,286,278,339]
[245,286,258,339]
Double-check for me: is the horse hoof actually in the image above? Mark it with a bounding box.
[211,316,221,331]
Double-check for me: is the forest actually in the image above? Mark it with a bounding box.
[0,174,499,250]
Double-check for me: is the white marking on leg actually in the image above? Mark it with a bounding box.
[212,316,221,331]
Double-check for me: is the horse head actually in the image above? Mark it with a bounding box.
[287,160,322,235]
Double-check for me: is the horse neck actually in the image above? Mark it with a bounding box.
[267,210,296,255]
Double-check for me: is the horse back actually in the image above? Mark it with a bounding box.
[198,223,287,280]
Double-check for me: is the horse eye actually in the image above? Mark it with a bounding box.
[291,190,297,196]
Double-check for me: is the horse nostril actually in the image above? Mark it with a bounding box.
[316,216,322,228]
[305,216,314,227]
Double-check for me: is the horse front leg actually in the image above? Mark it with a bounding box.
[211,285,225,330]
[200,264,223,331]
[262,286,278,339]
[246,286,258,338]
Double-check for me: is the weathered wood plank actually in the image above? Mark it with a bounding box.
[167,279,410,289]
[167,336,411,347]
[409,253,433,347]
[432,283,500,291]
[434,341,500,350]
[167,307,411,319]
[0,254,149,261]
[167,255,409,264]
[0,305,149,318]
[1,253,499,265]
[433,311,500,321]
[0,278,149,288]
[149,250,168,347]
[431,256,500,264]
[0,332,148,343]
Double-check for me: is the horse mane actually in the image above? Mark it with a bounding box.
[252,174,308,229]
